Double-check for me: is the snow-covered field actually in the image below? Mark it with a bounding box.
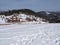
[0,23,60,45]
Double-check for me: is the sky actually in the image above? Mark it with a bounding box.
[0,0,60,11]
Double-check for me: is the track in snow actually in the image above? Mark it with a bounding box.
[0,24,60,45]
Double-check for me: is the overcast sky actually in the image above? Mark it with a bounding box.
[0,0,60,11]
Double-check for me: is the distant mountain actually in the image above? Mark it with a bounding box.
[0,9,36,16]
[0,9,60,23]
[37,11,60,23]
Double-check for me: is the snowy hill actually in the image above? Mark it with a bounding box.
[0,13,49,24]
[0,24,60,45]
[0,9,60,23]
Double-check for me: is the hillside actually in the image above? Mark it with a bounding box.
[0,13,49,24]
[0,9,60,23]
[37,11,60,23]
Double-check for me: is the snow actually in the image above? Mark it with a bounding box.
[0,24,60,45]
[0,13,48,24]
[0,14,59,45]
[18,14,28,19]
[46,11,50,15]
[0,18,6,24]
